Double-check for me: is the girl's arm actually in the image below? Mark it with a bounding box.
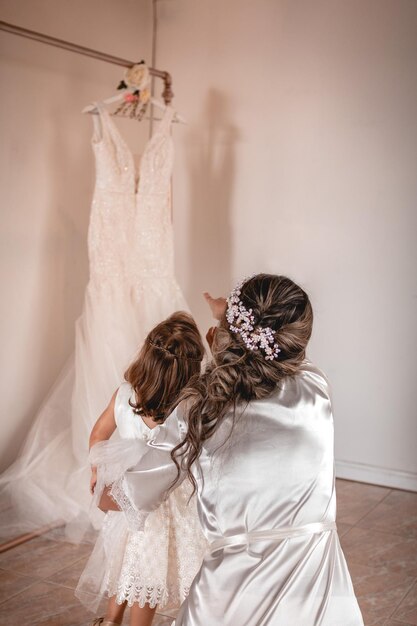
[89,390,118,494]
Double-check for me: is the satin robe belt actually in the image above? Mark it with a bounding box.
[209,520,337,552]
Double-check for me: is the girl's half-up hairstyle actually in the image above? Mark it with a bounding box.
[173,274,313,490]
[125,311,204,423]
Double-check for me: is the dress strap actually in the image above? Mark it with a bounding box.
[209,520,337,553]
[114,382,134,429]
[91,102,112,142]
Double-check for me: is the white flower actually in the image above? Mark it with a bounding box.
[124,64,150,90]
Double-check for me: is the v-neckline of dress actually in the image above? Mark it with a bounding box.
[95,105,173,196]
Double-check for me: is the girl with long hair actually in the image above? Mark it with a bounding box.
[93,274,364,626]
[75,312,207,626]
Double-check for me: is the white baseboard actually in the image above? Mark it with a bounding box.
[335,459,417,492]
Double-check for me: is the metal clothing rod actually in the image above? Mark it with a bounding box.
[0,20,173,104]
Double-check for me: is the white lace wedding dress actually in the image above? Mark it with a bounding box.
[0,105,189,539]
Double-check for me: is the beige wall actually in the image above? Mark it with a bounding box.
[156,0,417,489]
[0,0,152,470]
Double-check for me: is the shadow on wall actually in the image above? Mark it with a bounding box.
[37,89,90,378]
[186,89,240,323]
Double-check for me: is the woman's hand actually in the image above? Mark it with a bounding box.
[90,467,97,495]
[203,292,227,320]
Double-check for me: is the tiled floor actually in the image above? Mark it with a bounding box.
[0,479,416,626]
[337,481,417,626]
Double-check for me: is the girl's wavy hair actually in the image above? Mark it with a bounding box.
[125,311,204,424]
[172,274,313,491]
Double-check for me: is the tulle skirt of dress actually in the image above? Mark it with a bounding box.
[0,279,189,541]
[75,479,208,613]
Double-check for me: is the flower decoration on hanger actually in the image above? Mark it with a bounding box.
[124,62,150,90]
[113,60,151,121]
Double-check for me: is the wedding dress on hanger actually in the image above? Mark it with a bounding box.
[0,104,188,540]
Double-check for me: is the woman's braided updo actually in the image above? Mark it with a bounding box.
[172,274,313,489]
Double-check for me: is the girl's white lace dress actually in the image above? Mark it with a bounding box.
[75,382,207,612]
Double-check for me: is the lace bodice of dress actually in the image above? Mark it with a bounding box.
[130,108,175,283]
[87,106,175,291]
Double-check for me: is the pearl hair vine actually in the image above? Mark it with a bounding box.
[226,279,281,361]
[148,339,202,362]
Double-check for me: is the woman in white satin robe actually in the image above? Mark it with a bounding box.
[94,275,364,626]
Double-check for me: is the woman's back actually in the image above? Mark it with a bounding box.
[196,362,335,541]
[173,362,362,625]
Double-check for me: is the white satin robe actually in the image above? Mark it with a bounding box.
[93,362,364,626]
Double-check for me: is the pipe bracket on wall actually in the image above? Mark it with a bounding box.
[0,20,174,105]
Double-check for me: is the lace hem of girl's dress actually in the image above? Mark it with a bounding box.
[107,581,191,609]
[105,581,190,609]
[109,477,149,532]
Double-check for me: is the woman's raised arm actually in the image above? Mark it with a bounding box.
[92,404,187,529]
